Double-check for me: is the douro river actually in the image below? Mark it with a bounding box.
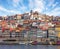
[0,45,60,49]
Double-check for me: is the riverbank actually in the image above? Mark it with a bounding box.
[0,41,59,45]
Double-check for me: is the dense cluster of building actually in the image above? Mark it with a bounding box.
[0,10,60,43]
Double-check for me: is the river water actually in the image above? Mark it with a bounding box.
[0,45,60,49]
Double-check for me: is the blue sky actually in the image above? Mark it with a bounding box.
[0,0,60,16]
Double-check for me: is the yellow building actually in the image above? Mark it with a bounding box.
[55,25,60,37]
[57,32,60,37]
[55,25,60,31]
[17,14,22,20]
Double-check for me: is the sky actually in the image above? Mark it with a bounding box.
[0,0,60,16]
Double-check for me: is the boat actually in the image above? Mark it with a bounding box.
[56,41,60,45]
[19,42,27,45]
[31,41,38,45]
